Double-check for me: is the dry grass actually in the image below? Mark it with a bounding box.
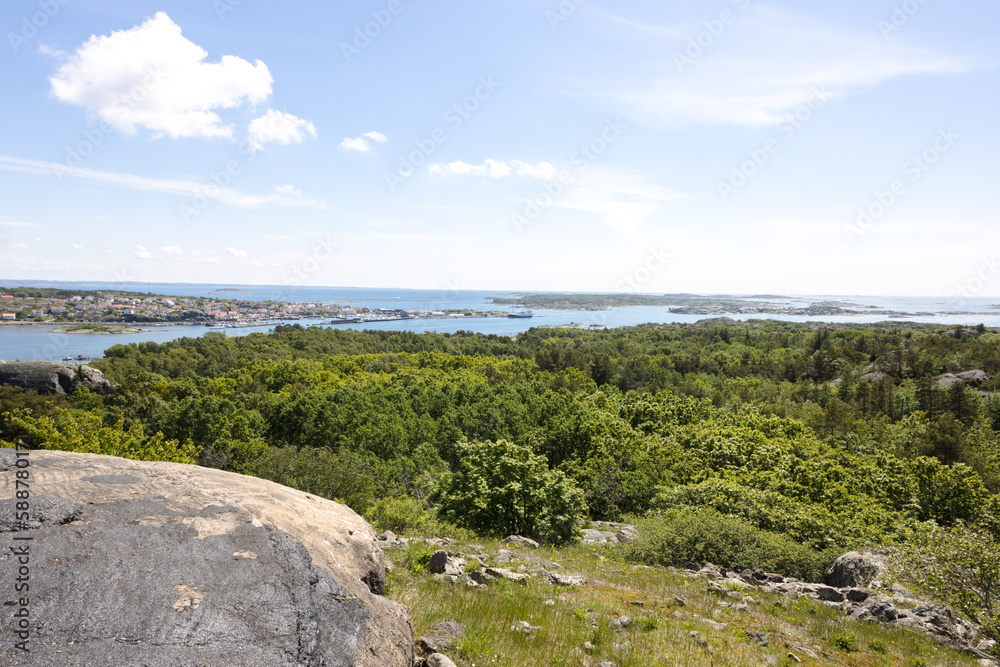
[386,541,984,667]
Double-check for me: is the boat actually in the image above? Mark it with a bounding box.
[507,309,534,319]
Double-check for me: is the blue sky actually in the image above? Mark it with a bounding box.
[0,0,997,296]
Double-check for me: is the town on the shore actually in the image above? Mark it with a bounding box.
[0,287,516,328]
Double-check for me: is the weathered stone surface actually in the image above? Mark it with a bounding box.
[485,566,528,584]
[0,361,112,394]
[424,653,458,667]
[504,535,540,548]
[428,550,465,576]
[0,449,413,666]
[825,550,887,588]
[548,572,584,586]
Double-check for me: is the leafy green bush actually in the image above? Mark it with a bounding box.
[432,439,586,544]
[890,521,1000,641]
[624,509,839,582]
[366,496,438,535]
[831,634,858,651]
[1,408,199,464]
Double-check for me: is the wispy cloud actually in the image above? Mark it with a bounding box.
[339,131,388,153]
[227,247,248,258]
[0,154,325,210]
[429,159,558,179]
[595,7,979,126]
[0,220,40,228]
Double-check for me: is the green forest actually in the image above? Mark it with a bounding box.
[4,320,1000,632]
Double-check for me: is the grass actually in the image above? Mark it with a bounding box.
[385,540,985,667]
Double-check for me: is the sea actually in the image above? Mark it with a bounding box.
[1,282,999,362]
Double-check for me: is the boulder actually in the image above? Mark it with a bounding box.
[504,535,539,548]
[428,551,465,576]
[825,550,887,588]
[0,449,413,666]
[0,361,112,394]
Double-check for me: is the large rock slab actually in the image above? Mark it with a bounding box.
[826,550,887,588]
[0,361,112,394]
[0,449,413,666]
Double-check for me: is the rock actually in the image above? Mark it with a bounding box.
[0,449,413,666]
[0,361,112,394]
[468,570,495,585]
[485,566,529,584]
[417,636,454,654]
[428,550,465,576]
[860,371,889,383]
[582,528,619,544]
[548,572,584,586]
[705,619,727,631]
[671,611,683,620]
[583,640,597,653]
[825,550,887,588]
[845,588,870,603]
[511,621,540,633]
[504,535,540,548]
[425,654,458,667]
[745,630,769,647]
[610,616,631,630]
[814,586,846,603]
[494,548,514,564]
[690,631,708,647]
[958,370,990,383]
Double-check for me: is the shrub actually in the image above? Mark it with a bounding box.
[890,520,1000,641]
[1,408,199,464]
[831,634,858,652]
[366,496,438,535]
[432,439,586,544]
[624,509,839,582]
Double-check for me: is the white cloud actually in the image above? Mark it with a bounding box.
[429,159,558,180]
[0,220,40,228]
[601,7,978,127]
[339,130,388,153]
[0,154,326,210]
[70,244,84,250]
[161,245,184,255]
[542,165,681,237]
[274,184,301,196]
[227,247,248,258]
[48,12,273,139]
[248,110,317,149]
[206,257,221,264]
[134,245,152,259]
[11,243,29,249]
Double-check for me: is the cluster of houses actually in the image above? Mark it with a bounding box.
[0,292,335,324]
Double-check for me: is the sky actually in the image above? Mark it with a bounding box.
[0,0,997,297]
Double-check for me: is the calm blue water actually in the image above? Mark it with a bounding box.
[2,282,999,362]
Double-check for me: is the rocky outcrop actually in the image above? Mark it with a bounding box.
[582,521,639,545]
[0,449,413,666]
[826,550,888,588]
[937,370,990,388]
[0,361,112,394]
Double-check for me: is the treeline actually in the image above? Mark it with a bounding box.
[2,322,999,555]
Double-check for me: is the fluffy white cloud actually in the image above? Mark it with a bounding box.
[134,245,152,259]
[248,110,317,149]
[11,242,29,249]
[339,131,388,153]
[161,245,184,255]
[429,159,558,179]
[227,247,248,258]
[48,12,273,139]
[275,184,301,196]
[70,244,84,250]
